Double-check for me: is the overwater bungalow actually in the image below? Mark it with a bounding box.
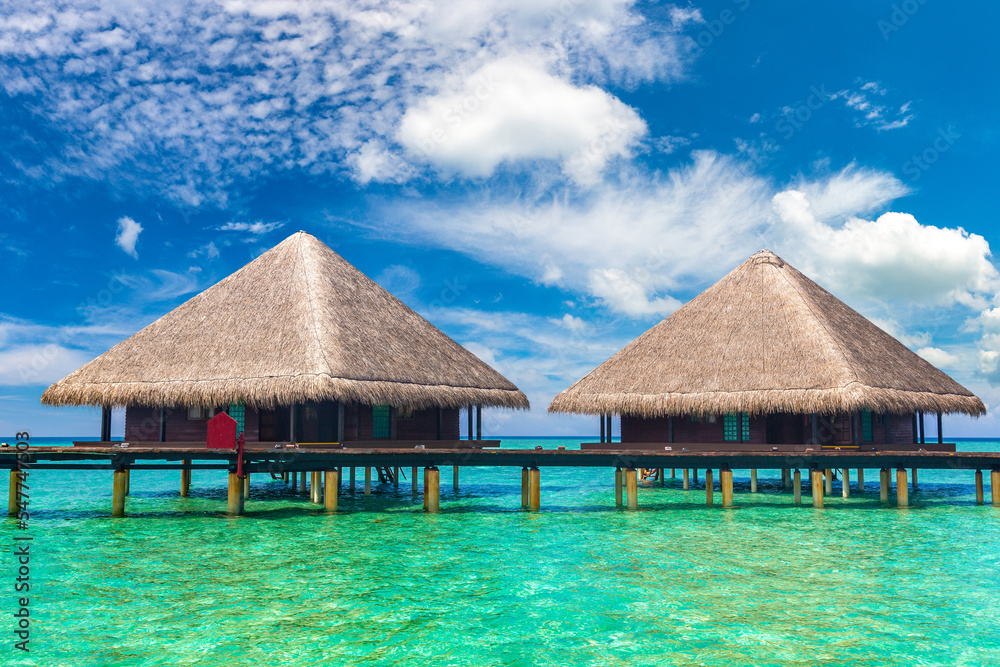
[41,231,528,445]
[549,250,984,451]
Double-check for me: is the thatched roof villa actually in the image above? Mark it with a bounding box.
[42,231,528,444]
[549,250,984,451]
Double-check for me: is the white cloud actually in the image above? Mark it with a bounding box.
[217,221,285,235]
[0,344,94,386]
[375,265,421,298]
[0,0,696,202]
[398,57,647,184]
[115,216,143,258]
[916,346,961,368]
[833,81,914,131]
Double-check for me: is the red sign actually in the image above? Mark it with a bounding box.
[207,412,238,450]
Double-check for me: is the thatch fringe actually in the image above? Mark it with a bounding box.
[548,250,985,418]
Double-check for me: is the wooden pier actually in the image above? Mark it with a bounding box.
[3,441,999,517]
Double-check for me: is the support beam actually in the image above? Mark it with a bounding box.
[311,471,321,504]
[424,467,440,512]
[467,404,474,441]
[937,411,943,445]
[112,470,128,517]
[824,468,833,495]
[693,467,698,484]
[683,468,689,490]
[324,470,339,511]
[227,472,243,515]
[600,413,605,443]
[625,468,638,510]
[880,468,889,502]
[842,468,850,498]
[896,468,909,507]
[180,459,191,497]
[705,469,714,506]
[975,470,983,505]
[528,467,540,510]
[720,469,733,508]
[857,468,864,493]
[992,470,1000,507]
[522,467,530,508]
[606,414,613,443]
[412,466,418,494]
[671,468,675,479]
[290,404,297,444]
[349,467,355,492]
[793,469,801,505]
[243,474,250,500]
[394,466,400,488]
[476,404,482,441]
[912,468,918,491]
[810,469,824,508]
[8,470,20,516]
[614,468,622,507]
[453,466,459,492]
[782,468,791,490]
[364,467,371,496]
[750,469,757,493]
[918,410,925,445]
[101,406,112,442]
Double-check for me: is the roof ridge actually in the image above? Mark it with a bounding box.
[298,234,336,376]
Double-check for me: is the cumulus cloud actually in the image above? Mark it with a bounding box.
[398,57,647,184]
[115,216,143,258]
[0,0,696,203]
[917,346,961,369]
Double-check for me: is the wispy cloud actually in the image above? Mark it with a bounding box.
[216,221,286,236]
[115,216,143,258]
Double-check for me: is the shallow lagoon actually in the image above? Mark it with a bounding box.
[5,437,1000,666]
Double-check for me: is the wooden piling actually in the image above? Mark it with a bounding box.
[614,467,622,507]
[671,468,676,479]
[750,469,758,493]
[349,467,355,491]
[912,468,918,491]
[857,468,864,493]
[693,467,698,484]
[782,468,791,490]
[7,470,19,516]
[312,471,322,504]
[842,468,850,498]
[112,470,128,517]
[522,467,530,508]
[528,467,540,510]
[793,469,801,504]
[720,469,733,508]
[180,459,191,497]
[625,468,638,510]
[412,466,418,494]
[975,470,984,505]
[227,472,243,515]
[705,469,714,506]
[896,468,909,507]
[365,467,371,496]
[880,468,889,501]
[810,470,824,508]
[243,474,250,500]
[824,468,832,494]
[453,466,459,492]
[125,469,130,496]
[394,466,400,488]
[992,470,1000,507]
[683,468,690,490]
[424,467,440,513]
[323,470,339,511]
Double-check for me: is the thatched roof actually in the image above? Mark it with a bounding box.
[42,232,528,411]
[549,250,984,418]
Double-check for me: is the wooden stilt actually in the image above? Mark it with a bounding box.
[323,470,339,511]
[180,459,191,497]
[528,467,540,510]
[125,469,130,495]
[975,470,984,505]
[394,466,399,488]
[793,469,801,504]
[824,468,832,494]
[625,468,638,510]
[782,468,790,490]
[912,468,918,491]
[365,467,371,496]
[243,474,250,500]
[412,466,418,493]
[671,468,676,479]
[896,468,909,507]
[992,470,1000,507]
[880,468,889,501]
[349,467,355,491]
[453,466,459,492]
[857,468,864,493]
[659,468,665,487]
[842,468,849,498]
[614,468,622,507]
[693,467,698,484]
[112,470,128,517]
[522,467,529,508]
[811,470,824,508]
[8,470,19,516]
[424,467,440,512]
[683,468,689,490]
[282,471,288,484]
[227,472,243,515]
[750,469,758,493]
[720,469,733,508]
[312,471,322,504]
[705,469,714,506]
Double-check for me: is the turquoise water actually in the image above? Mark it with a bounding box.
[4,437,1000,666]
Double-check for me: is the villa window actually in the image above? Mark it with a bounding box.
[861,409,873,442]
[372,405,391,439]
[188,406,216,420]
[723,413,749,441]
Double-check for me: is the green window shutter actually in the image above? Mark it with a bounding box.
[741,413,749,441]
[723,413,749,441]
[861,409,873,442]
[372,405,391,439]
[228,402,245,435]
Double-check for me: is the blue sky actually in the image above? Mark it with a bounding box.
[1,0,999,437]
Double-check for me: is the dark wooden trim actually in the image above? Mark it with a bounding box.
[600,413,605,443]
[158,408,166,443]
[918,410,925,444]
[937,411,943,445]
[476,405,482,441]
[101,407,112,442]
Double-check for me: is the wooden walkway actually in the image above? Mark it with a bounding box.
[3,441,1000,516]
